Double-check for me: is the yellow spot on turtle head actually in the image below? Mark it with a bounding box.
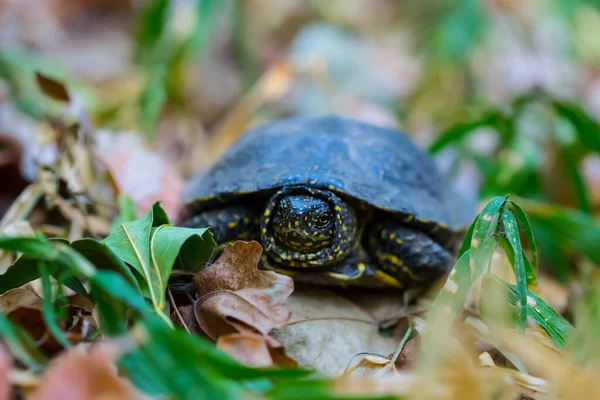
[395,238,404,245]
[342,225,347,232]
[262,228,267,234]
[264,209,271,216]
[334,206,342,212]
[404,215,414,222]
[294,221,300,226]
[389,233,395,240]
[227,222,237,228]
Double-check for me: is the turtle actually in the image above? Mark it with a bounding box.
[181,116,475,290]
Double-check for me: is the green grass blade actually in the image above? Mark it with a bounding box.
[39,261,71,349]
[496,237,537,289]
[508,200,538,273]
[489,276,574,349]
[0,236,58,260]
[0,312,47,371]
[429,113,497,153]
[500,208,528,331]
[458,214,478,257]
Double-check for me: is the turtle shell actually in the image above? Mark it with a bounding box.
[182,116,475,232]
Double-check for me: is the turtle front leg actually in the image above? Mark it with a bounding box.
[183,205,261,244]
[366,221,454,288]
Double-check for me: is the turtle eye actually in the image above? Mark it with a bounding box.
[316,212,331,228]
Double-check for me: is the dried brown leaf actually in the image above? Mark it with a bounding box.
[0,287,41,315]
[94,130,183,219]
[270,286,399,376]
[35,72,70,103]
[29,343,148,400]
[217,332,278,367]
[193,241,293,340]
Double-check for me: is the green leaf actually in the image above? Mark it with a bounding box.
[488,276,574,349]
[90,283,129,336]
[552,99,600,153]
[427,0,487,63]
[508,200,539,273]
[0,236,58,260]
[70,238,140,292]
[497,237,537,289]
[39,261,71,348]
[458,214,478,257]
[134,0,171,64]
[523,201,600,266]
[120,318,313,399]
[429,112,499,153]
[469,196,506,276]
[102,202,170,308]
[151,225,216,280]
[500,208,528,331]
[92,271,156,319]
[110,194,138,233]
[139,66,167,135]
[0,238,87,296]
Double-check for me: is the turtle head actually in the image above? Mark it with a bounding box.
[272,195,333,252]
[261,186,358,268]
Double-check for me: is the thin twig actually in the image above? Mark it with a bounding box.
[167,288,190,334]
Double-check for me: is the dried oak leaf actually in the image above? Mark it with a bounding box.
[216,332,297,368]
[193,241,294,341]
[29,343,148,400]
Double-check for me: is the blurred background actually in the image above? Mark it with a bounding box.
[2,0,600,294]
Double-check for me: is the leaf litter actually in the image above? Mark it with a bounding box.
[192,240,296,366]
[1,3,600,397]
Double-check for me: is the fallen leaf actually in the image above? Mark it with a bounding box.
[193,241,294,341]
[217,332,280,367]
[270,285,399,376]
[35,72,70,103]
[95,130,184,219]
[0,221,36,274]
[29,343,148,400]
[0,287,95,355]
[0,286,43,315]
[343,354,391,376]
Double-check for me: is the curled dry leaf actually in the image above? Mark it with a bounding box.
[193,241,294,341]
[0,287,95,355]
[29,343,149,400]
[0,287,48,346]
